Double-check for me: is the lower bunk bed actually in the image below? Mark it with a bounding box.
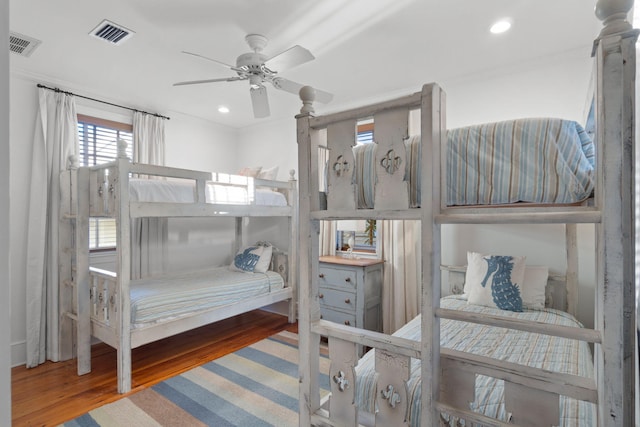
[88,248,293,350]
[353,294,595,427]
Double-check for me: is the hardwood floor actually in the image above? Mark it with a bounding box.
[11,310,296,427]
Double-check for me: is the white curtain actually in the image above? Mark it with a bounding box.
[131,112,167,279]
[26,88,78,366]
[319,221,337,256]
[380,220,420,334]
[133,112,164,166]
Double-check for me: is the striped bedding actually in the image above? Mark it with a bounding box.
[129,267,284,328]
[351,118,594,208]
[354,295,596,426]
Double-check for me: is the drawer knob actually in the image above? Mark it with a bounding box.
[344,320,351,326]
[319,273,325,278]
[319,293,324,299]
[344,298,351,304]
[345,277,351,283]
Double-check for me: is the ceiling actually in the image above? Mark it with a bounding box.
[10,0,602,128]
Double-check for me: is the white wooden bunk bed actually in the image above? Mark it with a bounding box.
[296,1,636,426]
[61,142,298,394]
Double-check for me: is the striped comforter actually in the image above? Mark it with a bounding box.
[129,267,284,328]
[351,118,594,208]
[354,295,596,426]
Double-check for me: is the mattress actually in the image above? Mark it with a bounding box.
[354,295,596,426]
[128,178,288,206]
[129,267,285,328]
[350,118,595,208]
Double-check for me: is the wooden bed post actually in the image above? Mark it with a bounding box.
[115,156,133,393]
[420,83,445,426]
[297,86,322,425]
[75,166,91,375]
[288,169,298,323]
[565,224,578,318]
[593,1,637,425]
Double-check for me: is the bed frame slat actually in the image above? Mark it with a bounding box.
[373,108,410,210]
[326,119,357,210]
[505,382,560,427]
[375,349,410,426]
[328,337,358,425]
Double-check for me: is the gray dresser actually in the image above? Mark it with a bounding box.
[318,256,383,334]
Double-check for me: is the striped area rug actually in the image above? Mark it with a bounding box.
[60,331,330,427]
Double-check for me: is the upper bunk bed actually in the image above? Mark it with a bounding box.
[301,90,599,225]
[62,141,298,394]
[295,1,637,425]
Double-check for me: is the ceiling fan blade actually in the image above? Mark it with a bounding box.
[173,76,246,86]
[271,77,333,104]
[265,45,314,72]
[250,86,270,118]
[181,50,237,70]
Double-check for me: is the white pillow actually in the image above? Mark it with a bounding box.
[229,243,273,273]
[522,265,548,309]
[238,166,262,178]
[257,165,279,181]
[465,251,526,312]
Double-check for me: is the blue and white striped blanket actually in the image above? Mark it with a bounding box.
[129,267,284,328]
[354,295,596,426]
[351,118,594,208]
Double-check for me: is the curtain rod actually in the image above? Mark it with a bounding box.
[36,84,170,120]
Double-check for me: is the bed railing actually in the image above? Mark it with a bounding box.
[82,144,296,219]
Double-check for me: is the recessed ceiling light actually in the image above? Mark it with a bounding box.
[490,19,512,34]
[218,106,230,114]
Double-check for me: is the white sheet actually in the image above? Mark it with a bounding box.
[128,178,288,206]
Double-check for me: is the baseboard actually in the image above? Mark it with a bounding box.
[11,340,25,368]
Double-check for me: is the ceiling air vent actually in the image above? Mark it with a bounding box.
[89,19,135,45]
[9,32,41,57]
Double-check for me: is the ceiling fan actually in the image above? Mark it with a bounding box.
[174,34,333,118]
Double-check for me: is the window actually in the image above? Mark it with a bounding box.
[77,114,133,250]
[357,120,373,145]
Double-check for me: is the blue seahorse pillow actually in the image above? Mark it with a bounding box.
[464,251,526,312]
[229,243,273,273]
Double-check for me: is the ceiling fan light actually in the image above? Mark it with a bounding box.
[249,74,263,89]
[490,19,512,34]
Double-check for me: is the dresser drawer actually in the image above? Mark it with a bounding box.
[320,307,357,327]
[318,265,357,290]
[319,287,356,311]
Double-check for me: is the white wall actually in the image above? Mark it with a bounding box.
[236,117,298,182]
[236,49,598,328]
[8,71,241,367]
[1,0,12,421]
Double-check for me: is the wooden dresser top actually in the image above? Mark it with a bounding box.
[319,255,384,267]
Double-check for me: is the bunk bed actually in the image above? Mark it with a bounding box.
[61,142,298,394]
[296,1,636,425]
